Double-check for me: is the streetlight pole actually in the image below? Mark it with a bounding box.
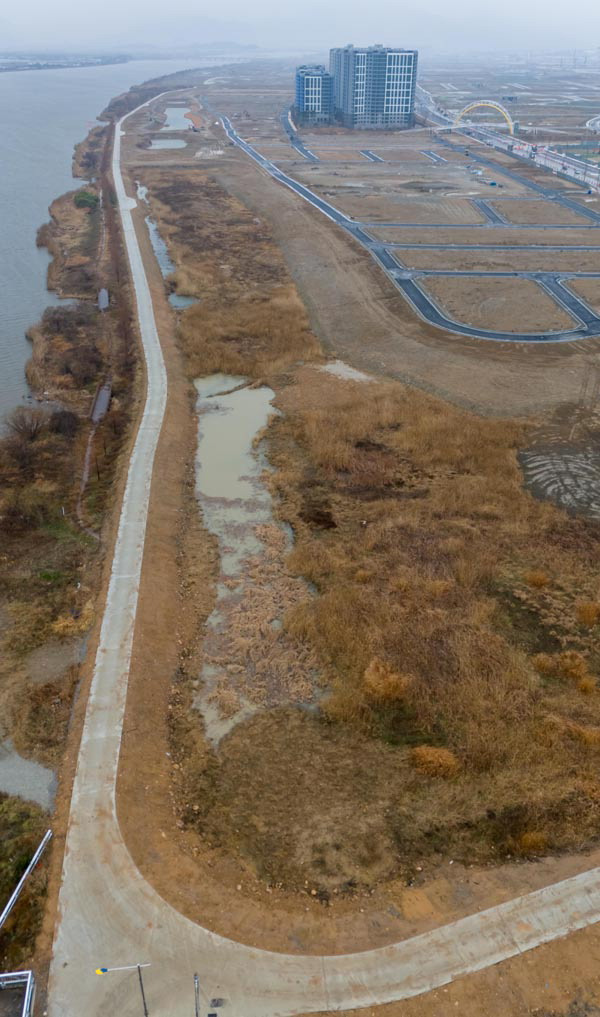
[95,963,151,1016]
[137,965,149,1017]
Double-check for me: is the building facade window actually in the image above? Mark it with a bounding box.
[328,45,418,129]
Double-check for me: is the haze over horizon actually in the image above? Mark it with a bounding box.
[2,0,600,57]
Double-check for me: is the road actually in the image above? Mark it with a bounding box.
[281,110,319,161]
[416,83,600,192]
[45,97,600,1017]
[221,116,600,343]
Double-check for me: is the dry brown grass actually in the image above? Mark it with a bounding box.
[533,650,594,687]
[524,570,551,589]
[516,830,549,856]
[410,746,460,778]
[142,143,600,882]
[141,168,321,379]
[267,369,600,865]
[363,658,413,703]
[577,601,600,627]
[178,284,320,379]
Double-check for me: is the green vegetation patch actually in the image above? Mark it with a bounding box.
[73,189,99,210]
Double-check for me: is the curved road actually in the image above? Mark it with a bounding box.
[47,98,600,1017]
[221,116,600,343]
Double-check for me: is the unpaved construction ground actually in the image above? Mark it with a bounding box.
[420,275,576,331]
[367,224,600,244]
[571,277,600,310]
[398,248,600,273]
[489,198,593,226]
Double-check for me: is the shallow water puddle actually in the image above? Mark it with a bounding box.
[149,138,187,150]
[0,739,55,810]
[194,374,318,744]
[160,106,192,131]
[142,209,198,309]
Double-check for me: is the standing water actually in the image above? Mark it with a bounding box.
[160,106,193,130]
[0,58,226,419]
[194,375,319,744]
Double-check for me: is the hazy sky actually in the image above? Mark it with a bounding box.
[2,0,600,54]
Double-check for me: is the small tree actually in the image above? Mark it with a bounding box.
[49,409,79,438]
[5,407,46,442]
[73,190,99,211]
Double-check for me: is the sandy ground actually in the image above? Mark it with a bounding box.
[310,149,367,161]
[569,277,600,310]
[420,275,575,331]
[292,163,529,201]
[337,192,488,222]
[319,193,486,224]
[366,224,600,245]
[398,248,600,273]
[490,198,594,226]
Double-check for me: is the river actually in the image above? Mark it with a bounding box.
[0,57,223,420]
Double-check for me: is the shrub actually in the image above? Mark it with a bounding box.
[576,601,600,627]
[532,653,555,676]
[410,746,460,778]
[42,304,95,342]
[523,570,550,589]
[363,658,413,703]
[49,409,79,438]
[532,651,592,685]
[73,190,99,210]
[578,676,597,695]
[60,344,102,386]
[1,486,53,533]
[558,651,589,684]
[517,831,549,856]
[568,722,600,748]
[2,435,36,477]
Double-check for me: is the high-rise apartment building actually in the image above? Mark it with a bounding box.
[294,65,334,126]
[329,45,418,128]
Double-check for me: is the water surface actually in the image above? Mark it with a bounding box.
[0,58,221,419]
[160,106,192,130]
[193,375,318,744]
[149,138,187,150]
[144,213,198,308]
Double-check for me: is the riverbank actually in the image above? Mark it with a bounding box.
[0,121,136,970]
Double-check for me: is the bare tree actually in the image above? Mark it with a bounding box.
[5,407,46,442]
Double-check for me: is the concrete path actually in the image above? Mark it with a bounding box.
[46,96,600,1017]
